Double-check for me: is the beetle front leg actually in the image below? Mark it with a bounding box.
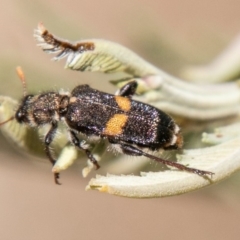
[69,130,100,169]
[45,121,61,184]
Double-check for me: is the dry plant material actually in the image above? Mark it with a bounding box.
[1,23,240,197]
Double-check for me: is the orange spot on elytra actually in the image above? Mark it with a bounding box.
[104,114,128,136]
[115,96,131,111]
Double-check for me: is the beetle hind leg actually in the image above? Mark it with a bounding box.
[118,143,214,177]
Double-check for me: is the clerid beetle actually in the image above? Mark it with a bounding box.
[0,67,213,184]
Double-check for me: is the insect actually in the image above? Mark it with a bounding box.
[0,67,213,184]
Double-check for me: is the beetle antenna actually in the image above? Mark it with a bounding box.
[16,66,27,97]
[0,116,15,126]
[0,67,25,126]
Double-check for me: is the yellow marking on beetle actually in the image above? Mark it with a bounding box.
[69,97,77,103]
[104,114,128,136]
[115,96,131,112]
[176,134,183,149]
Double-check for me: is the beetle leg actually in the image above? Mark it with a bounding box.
[119,143,214,177]
[117,80,138,98]
[44,121,61,184]
[69,130,100,169]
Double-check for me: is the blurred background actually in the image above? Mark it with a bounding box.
[1,0,240,239]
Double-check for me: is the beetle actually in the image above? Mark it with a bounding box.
[0,67,213,184]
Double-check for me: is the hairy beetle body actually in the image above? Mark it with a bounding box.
[2,78,212,184]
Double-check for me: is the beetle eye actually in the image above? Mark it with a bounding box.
[15,109,25,123]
